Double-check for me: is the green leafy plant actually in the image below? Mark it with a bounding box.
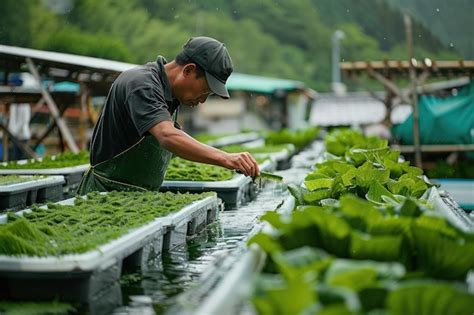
[0,175,46,186]
[249,128,474,314]
[264,127,320,149]
[0,191,214,256]
[0,151,89,169]
[165,158,235,181]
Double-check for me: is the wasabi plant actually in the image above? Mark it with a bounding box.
[0,191,214,257]
[0,151,89,169]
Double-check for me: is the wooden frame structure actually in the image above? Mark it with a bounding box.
[0,44,136,160]
[341,58,474,165]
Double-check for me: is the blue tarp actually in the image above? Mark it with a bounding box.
[393,82,474,146]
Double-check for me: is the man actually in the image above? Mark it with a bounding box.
[77,36,259,194]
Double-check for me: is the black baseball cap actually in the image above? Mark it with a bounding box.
[182,37,233,99]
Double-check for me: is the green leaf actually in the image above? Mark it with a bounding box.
[253,276,317,315]
[260,211,285,229]
[248,233,283,254]
[398,198,421,217]
[350,232,408,265]
[366,181,397,205]
[338,194,382,230]
[305,178,334,191]
[387,281,474,315]
[287,183,306,206]
[354,163,390,189]
[341,168,357,186]
[412,219,474,279]
[304,189,331,204]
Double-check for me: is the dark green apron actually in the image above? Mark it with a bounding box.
[77,111,179,194]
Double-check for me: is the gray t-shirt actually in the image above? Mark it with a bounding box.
[90,56,180,165]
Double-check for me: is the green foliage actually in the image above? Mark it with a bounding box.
[0,191,214,256]
[1,0,463,91]
[194,132,236,144]
[264,127,320,149]
[42,27,132,61]
[0,300,75,315]
[249,128,474,314]
[425,159,474,179]
[0,175,45,186]
[0,151,89,169]
[387,281,474,315]
[0,0,33,47]
[165,157,235,181]
[386,0,473,59]
[221,144,293,155]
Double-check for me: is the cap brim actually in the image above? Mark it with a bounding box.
[205,72,230,99]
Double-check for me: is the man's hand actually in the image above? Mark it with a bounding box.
[149,121,260,177]
[222,152,260,177]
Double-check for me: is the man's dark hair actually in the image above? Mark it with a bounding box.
[175,51,205,78]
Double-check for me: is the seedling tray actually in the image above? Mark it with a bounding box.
[0,194,222,304]
[0,176,65,211]
[0,164,89,199]
[253,144,295,170]
[433,178,474,211]
[428,188,474,233]
[205,132,261,148]
[160,159,274,209]
[290,140,325,169]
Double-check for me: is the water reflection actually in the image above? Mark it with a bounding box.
[114,172,305,315]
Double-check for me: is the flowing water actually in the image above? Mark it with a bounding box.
[113,168,308,315]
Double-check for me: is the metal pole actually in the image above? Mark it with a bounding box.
[404,13,422,168]
[331,30,345,93]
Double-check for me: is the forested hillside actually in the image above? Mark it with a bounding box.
[386,0,473,59]
[0,0,465,90]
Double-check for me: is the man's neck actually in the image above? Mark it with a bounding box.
[164,61,179,86]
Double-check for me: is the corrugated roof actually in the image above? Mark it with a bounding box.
[309,92,411,126]
[0,44,136,73]
[226,72,305,94]
[0,45,306,95]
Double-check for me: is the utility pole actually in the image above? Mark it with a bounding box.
[404,13,422,168]
[331,30,346,95]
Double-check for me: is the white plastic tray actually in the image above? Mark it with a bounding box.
[254,144,295,163]
[206,132,262,148]
[0,175,65,193]
[0,164,89,175]
[290,140,326,169]
[428,187,474,233]
[0,194,220,272]
[161,159,274,189]
[432,178,474,210]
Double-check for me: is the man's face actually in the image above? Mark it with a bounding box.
[174,64,213,107]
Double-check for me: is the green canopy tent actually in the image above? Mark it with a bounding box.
[393,81,474,146]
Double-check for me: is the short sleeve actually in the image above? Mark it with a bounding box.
[126,86,172,136]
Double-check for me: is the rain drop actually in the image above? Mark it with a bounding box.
[450,43,454,48]
[436,8,440,12]
[346,9,350,13]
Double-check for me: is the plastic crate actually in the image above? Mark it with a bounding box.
[0,194,222,306]
[160,159,274,209]
[0,176,65,211]
[0,164,89,199]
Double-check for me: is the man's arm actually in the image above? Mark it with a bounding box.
[149,120,260,177]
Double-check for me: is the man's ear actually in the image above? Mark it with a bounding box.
[183,63,197,77]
